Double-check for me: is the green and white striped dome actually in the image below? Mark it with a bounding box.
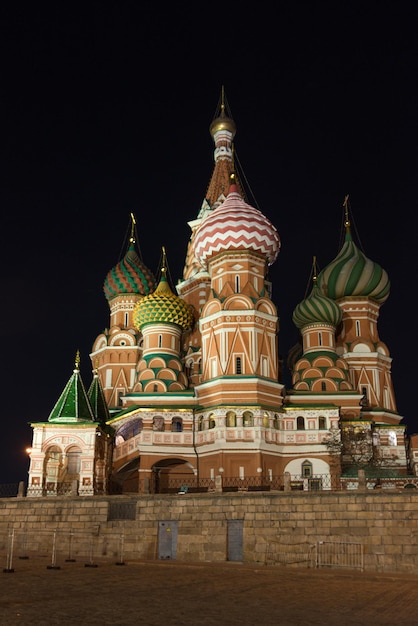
[293,283,342,329]
[317,230,390,304]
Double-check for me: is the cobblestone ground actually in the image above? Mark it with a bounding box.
[1,558,418,625]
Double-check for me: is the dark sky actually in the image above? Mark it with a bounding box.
[1,2,417,483]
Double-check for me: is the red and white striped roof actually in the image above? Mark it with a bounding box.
[193,184,280,268]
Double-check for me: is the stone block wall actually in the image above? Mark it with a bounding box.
[0,491,417,574]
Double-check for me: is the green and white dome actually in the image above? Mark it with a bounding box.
[317,228,390,304]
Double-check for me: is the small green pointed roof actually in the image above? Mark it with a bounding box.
[48,352,95,423]
[88,366,110,425]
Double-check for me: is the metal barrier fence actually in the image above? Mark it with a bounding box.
[265,540,364,571]
[1,529,127,573]
[315,541,364,571]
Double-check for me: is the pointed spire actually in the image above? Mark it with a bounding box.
[48,352,95,423]
[88,360,110,426]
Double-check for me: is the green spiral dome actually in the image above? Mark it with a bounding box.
[133,274,194,330]
[317,231,390,304]
[293,283,342,329]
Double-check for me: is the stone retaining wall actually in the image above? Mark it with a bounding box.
[1,491,417,573]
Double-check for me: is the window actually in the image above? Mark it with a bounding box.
[226,411,237,427]
[243,411,254,426]
[356,320,361,336]
[318,332,322,346]
[153,417,164,432]
[235,356,242,374]
[297,416,305,430]
[171,417,183,432]
[318,416,326,430]
[321,381,326,391]
[361,387,368,406]
[158,334,162,348]
[235,275,240,293]
[388,431,397,446]
[302,460,312,478]
[67,449,81,474]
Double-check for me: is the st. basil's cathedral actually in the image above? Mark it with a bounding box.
[26,92,416,497]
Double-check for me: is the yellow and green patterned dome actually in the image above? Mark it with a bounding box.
[133,271,194,331]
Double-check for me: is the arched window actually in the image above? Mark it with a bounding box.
[297,416,305,430]
[116,418,143,441]
[171,417,183,432]
[243,411,254,427]
[209,414,216,429]
[152,416,164,432]
[67,448,82,475]
[198,416,204,431]
[235,275,240,292]
[226,411,237,427]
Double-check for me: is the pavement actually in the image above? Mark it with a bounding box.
[1,557,418,625]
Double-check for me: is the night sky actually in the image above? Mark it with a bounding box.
[1,3,417,483]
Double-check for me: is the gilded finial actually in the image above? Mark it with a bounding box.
[161,246,167,276]
[343,195,351,232]
[221,84,225,113]
[75,350,80,370]
[130,212,136,244]
[93,357,99,375]
[312,255,318,283]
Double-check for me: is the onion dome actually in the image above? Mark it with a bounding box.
[209,104,237,139]
[193,177,280,268]
[103,241,156,302]
[293,283,342,329]
[317,215,390,304]
[133,266,194,331]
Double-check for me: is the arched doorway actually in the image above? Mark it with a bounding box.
[152,458,196,494]
[110,457,140,494]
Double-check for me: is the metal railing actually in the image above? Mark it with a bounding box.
[3,473,418,497]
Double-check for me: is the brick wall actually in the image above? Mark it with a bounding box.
[0,491,417,573]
